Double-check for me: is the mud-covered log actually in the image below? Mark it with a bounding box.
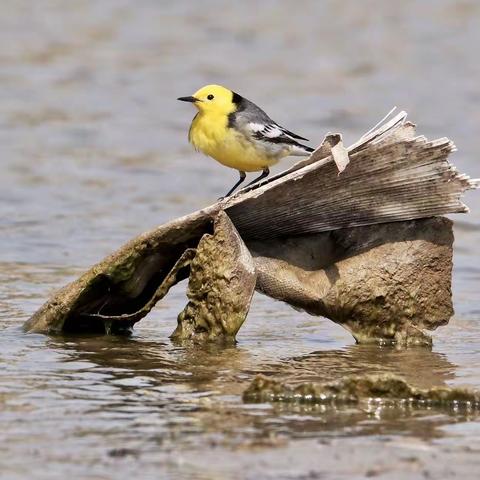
[23,111,478,345]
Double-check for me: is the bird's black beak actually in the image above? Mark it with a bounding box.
[177,96,199,103]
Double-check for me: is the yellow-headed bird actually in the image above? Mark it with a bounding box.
[178,84,314,197]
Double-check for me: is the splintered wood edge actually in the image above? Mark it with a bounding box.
[221,110,478,213]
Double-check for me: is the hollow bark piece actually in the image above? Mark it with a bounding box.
[171,211,256,342]
[249,217,453,346]
[78,248,197,324]
[23,206,220,334]
[243,374,480,409]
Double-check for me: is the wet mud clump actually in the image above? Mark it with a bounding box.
[171,212,256,342]
[243,374,480,411]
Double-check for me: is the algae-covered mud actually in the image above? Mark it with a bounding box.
[2,1,480,479]
[244,374,480,411]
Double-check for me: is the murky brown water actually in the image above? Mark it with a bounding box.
[1,1,480,478]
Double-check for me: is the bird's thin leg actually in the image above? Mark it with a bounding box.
[222,170,246,198]
[245,167,270,188]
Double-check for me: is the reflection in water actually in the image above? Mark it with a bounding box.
[286,345,456,389]
[49,335,457,392]
[37,334,464,448]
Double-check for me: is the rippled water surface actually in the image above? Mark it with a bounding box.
[1,1,480,479]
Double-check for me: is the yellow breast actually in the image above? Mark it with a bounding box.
[189,112,279,172]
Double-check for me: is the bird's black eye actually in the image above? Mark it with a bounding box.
[207,94,214,100]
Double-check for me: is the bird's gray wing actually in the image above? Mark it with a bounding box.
[230,95,311,148]
[247,122,311,149]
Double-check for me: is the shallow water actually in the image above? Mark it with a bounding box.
[1,1,480,478]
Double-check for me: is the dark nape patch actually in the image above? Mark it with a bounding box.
[231,91,243,105]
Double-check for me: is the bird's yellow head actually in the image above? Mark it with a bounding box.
[177,84,238,115]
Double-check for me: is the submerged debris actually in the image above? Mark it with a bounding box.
[23,111,478,346]
[243,374,480,411]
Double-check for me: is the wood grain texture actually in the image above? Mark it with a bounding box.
[225,113,477,239]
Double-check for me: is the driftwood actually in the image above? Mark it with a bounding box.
[24,111,478,346]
